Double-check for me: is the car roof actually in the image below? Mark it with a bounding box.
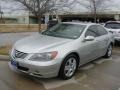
[106,21,120,23]
[62,22,98,26]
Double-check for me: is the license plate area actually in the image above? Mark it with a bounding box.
[11,60,18,67]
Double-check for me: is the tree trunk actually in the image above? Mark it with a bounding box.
[38,16,42,33]
[93,0,97,23]
[94,12,97,23]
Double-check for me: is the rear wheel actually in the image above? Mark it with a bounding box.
[59,54,79,80]
[104,45,112,58]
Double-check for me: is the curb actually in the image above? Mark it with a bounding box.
[113,50,120,53]
[0,55,10,61]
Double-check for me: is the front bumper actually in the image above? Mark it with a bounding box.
[10,57,61,78]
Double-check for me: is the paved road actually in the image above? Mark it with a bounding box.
[0,49,120,90]
[0,32,37,46]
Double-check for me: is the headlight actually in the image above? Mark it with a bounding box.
[29,51,58,61]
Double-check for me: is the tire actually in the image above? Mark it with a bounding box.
[59,54,79,80]
[104,45,112,58]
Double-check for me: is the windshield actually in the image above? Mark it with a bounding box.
[42,23,86,39]
[105,23,120,29]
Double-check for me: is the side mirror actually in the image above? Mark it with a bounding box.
[84,36,95,41]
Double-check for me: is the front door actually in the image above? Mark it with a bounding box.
[79,25,100,65]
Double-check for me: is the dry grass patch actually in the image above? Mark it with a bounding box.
[0,24,47,33]
[0,45,12,55]
[113,46,120,51]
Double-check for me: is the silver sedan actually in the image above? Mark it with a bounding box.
[10,22,114,80]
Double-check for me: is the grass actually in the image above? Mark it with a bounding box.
[113,46,120,51]
[0,45,12,55]
[0,24,46,33]
[0,29,38,33]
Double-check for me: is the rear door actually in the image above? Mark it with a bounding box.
[96,25,110,56]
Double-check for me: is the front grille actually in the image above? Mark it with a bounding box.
[17,66,29,71]
[13,49,28,59]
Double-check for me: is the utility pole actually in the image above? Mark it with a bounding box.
[28,0,30,28]
[0,5,4,24]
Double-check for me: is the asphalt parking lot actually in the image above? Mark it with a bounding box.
[0,46,120,90]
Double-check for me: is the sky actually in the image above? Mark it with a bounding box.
[0,0,120,16]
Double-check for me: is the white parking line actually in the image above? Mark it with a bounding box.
[80,64,95,70]
[36,73,88,90]
[35,78,78,90]
[93,58,112,64]
[76,74,87,82]
[94,59,106,64]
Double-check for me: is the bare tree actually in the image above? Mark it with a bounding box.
[13,0,75,32]
[77,0,111,23]
[0,0,5,23]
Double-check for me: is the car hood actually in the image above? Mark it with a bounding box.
[14,34,72,53]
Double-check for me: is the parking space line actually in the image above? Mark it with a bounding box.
[34,78,78,90]
[80,64,95,70]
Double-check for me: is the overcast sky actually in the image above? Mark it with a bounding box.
[0,0,120,16]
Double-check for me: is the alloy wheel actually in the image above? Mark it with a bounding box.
[64,58,77,77]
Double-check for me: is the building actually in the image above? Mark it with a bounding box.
[58,11,120,22]
[1,0,120,24]
[1,10,120,24]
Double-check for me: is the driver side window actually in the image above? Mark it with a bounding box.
[85,25,100,37]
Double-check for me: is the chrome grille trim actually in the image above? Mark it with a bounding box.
[13,49,28,59]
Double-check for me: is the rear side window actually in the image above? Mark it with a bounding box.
[85,25,100,37]
[97,25,108,35]
[85,25,108,37]
[105,22,120,29]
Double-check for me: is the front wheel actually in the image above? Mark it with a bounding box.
[104,45,112,58]
[59,54,79,80]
